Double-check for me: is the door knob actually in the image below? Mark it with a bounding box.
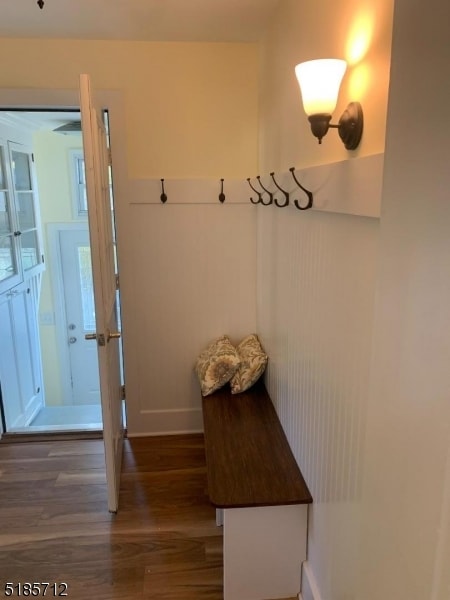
[107,330,121,342]
[69,336,77,344]
[85,332,106,346]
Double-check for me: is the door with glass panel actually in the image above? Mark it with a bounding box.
[8,142,44,279]
[59,227,100,406]
[0,138,21,294]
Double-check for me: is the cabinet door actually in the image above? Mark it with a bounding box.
[8,142,44,278]
[0,283,43,429]
[0,291,22,428]
[0,139,21,294]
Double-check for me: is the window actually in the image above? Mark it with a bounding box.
[78,245,96,331]
[69,150,88,219]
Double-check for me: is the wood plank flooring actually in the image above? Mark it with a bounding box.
[0,434,223,599]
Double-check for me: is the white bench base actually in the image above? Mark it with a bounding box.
[222,504,308,600]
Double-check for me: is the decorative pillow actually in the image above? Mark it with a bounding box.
[230,334,268,394]
[195,335,240,396]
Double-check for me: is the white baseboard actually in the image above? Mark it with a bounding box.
[301,561,323,600]
[127,428,203,437]
[126,407,203,436]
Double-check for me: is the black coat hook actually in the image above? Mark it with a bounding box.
[219,179,225,203]
[160,179,167,203]
[289,168,313,210]
[270,172,289,208]
[247,178,263,204]
[256,176,273,206]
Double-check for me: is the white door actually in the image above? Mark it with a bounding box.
[80,73,124,513]
[59,228,100,406]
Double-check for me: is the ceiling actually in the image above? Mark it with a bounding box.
[0,110,81,133]
[0,0,281,43]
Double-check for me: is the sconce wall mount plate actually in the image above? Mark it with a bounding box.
[335,101,363,150]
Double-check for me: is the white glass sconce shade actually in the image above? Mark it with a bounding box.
[295,59,347,116]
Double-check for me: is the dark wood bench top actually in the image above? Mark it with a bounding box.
[201,379,313,509]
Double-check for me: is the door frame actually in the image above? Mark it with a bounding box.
[0,87,129,437]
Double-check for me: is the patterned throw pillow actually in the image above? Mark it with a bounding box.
[230,334,268,394]
[195,335,240,396]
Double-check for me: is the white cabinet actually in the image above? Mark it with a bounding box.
[0,132,44,431]
[0,280,43,428]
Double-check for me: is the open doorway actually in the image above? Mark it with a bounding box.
[0,108,123,434]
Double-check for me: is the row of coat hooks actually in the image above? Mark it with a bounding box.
[159,167,314,210]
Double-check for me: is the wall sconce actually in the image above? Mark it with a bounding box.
[294,58,363,150]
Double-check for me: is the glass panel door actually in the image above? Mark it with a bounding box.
[0,141,21,293]
[9,142,44,277]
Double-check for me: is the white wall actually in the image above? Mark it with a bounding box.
[258,1,450,599]
[358,0,450,597]
[257,0,393,598]
[258,207,379,598]
[126,200,256,434]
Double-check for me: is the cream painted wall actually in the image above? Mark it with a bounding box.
[0,39,258,179]
[0,38,259,432]
[259,0,393,172]
[257,1,393,598]
[33,130,83,406]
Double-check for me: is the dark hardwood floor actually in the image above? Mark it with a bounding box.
[0,434,223,599]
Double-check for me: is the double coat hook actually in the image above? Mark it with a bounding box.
[247,178,263,204]
[270,172,289,208]
[256,176,274,205]
[247,177,272,205]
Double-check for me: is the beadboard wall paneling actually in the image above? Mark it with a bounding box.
[257,205,379,598]
[125,203,256,435]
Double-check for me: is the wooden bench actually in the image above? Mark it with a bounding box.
[202,379,312,600]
